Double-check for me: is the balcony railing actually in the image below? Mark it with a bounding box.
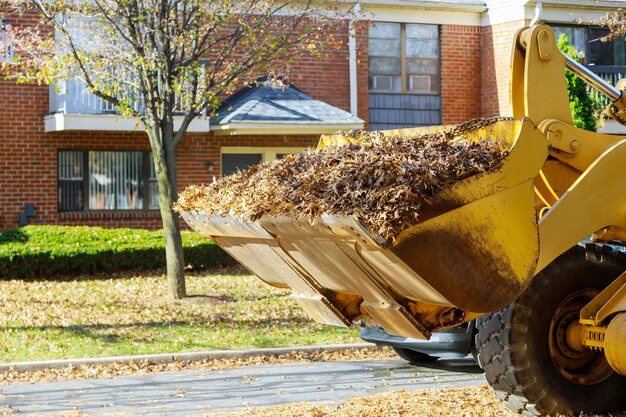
[586,65,626,109]
[50,79,146,114]
[46,78,211,132]
[49,79,204,116]
[50,67,626,118]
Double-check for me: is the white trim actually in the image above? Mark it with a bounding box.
[526,5,623,24]
[349,2,359,117]
[483,1,625,26]
[482,2,527,25]
[211,122,364,136]
[44,113,210,133]
[365,5,483,25]
[360,0,487,13]
[365,0,624,27]
[525,0,626,10]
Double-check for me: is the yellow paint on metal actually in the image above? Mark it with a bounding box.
[582,325,606,350]
[580,271,626,326]
[183,24,626,348]
[317,133,363,149]
[539,119,625,173]
[537,139,626,273]
[377,124,457,138]
[186,119,550,336]
[534,187,551,212]
[510,28,527,119]
[578,272,626,375]
[517,26,573,124]
[317,124,458,150]
[548,288,614,385]
[537,160,579,197]
[537,170,559,203]
[605,313,626,375]
[592,226,626,243]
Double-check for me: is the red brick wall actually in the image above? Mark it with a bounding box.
[0,12,530,231]
[181,133,320,189]
[0,81,51,230]
[0,103,321,230]
[440,24,482,124]
[288,21,351,113]
[480,20,528,118]
[0,10,357,231]
[58,133,320,229]
[285,19,369,125]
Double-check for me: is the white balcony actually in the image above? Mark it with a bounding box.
[588,66,626,134]
[45,79,210,133]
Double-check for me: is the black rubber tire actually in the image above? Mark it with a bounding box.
[470,327,479,363]
[392,346,438,363]
[475,244,626,416]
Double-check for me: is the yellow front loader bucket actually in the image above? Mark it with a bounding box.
[182,118,548,339]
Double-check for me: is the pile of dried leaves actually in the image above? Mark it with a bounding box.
[176,117,510,242]
[208,385,622,417]
[208,385,518,417]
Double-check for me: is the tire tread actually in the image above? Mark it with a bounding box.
[475,243,626,416]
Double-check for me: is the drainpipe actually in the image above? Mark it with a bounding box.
[530,2,543,25]
[349,2,360,118]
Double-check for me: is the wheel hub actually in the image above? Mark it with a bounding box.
[548,288,614,385]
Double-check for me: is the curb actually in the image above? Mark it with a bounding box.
[0,343,376,373]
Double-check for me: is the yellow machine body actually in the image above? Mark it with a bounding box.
[183,24,626,372]
[184,118,548,339]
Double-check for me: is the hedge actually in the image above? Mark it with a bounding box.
[0,225,235,279]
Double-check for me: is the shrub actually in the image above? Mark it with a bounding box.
[557,34,598,132]
[0,225,235,279]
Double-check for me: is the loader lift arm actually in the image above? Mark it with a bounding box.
[474,24,626,416]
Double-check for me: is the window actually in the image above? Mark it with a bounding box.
[368,22,439,94]
[554,25,626,67]
[221,147,306,177]
[0,20,14,62]
[222,154,262,177]
[58,150,158,212]
[58,151,84,212]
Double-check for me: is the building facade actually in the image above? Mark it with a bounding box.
[0,0,624,230]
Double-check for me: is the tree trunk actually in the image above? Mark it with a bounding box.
[148,126,187,300]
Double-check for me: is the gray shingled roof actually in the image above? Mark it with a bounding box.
[212,83,363,127]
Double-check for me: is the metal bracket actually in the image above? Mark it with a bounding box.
[580,271,626,326]
[18,203,35,226]
[537,29,553,61]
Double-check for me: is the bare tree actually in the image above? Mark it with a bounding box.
[2,0,351,299]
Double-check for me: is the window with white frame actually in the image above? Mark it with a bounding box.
[58,150,158,211]
[220,147,306,177]
[368,22,440,94]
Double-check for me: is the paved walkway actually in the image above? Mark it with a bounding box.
[0,358,485,416]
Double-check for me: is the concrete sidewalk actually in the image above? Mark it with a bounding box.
[0,358,484,416]
[0,343,375,373]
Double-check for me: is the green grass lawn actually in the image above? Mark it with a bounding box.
[0,267,359,362]
[0,225,233,279]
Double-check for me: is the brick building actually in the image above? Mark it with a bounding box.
[0,0,624,230]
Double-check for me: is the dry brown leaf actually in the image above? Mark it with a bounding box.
[0,347,396,385]
[175,117,511,242]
